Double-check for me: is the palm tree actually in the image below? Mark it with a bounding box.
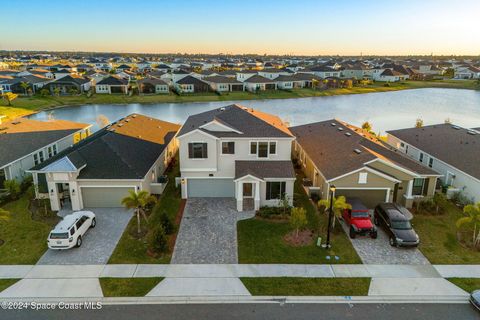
[318,196,351,228]
[20,82,30,95]
[121,190,157,234]
[456,202,480,247]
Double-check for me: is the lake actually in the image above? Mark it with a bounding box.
[28,88,480,133]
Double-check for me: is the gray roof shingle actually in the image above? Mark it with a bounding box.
[235,160,295,180]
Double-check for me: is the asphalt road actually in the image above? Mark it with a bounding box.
[1,303,479,320]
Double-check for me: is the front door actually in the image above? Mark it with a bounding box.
[243,183,253,198]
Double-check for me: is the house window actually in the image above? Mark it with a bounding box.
[258,142,269,158]
[419,153,424,163]
[269,142,276,154]
[428,157,434,168]
[400,142,405,148]
[266,181,286,200]
[250,141,274,158]
[34,154,39,165]
[188,143,208,159]
[221,141,235,154]
[358,172,368,184]
[412,178,429,196]
[250,142,257,154]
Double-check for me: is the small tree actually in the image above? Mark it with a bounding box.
[433,193,448,214]
[278,193,291,215]
[318,196,351,228]
[39,88,50,97]
[121,190,157,234]
[147,225,168,254]
[53,87,61,96]
[415,118,424,128]
[290,207,307,238]
[20,82,30,95]
[361,121,373,133]
[4,180,21,200]
[2,92,18,106]
[68,88,79,95]
[456,202,480,247]
[159,211,175,235]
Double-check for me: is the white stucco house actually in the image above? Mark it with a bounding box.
[387,123,480,203]
[28,114,180,211]
[176,104,296,212]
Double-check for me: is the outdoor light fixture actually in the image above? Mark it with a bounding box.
[325,185,336,249]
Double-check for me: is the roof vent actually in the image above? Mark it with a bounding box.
[467,130,477,135]
[354,148,362,154]
[220,107,226,111]
[125,119,130,122]
[451,125,460,130]
[132,114,137,118]
[345,132,352,137]
[331,122,336,126]
[117,123,123,127]
[337,127,344,131]
[11,121,21,125]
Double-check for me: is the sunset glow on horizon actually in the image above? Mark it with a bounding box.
[1,0,479,55]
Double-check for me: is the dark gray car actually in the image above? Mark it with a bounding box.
[471,290,480,311]
[374,203,419,247]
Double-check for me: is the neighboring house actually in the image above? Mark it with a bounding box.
[116,64,131,72]
[290,120,440,209]
[53,69,72,79]
[177,104,296,212]
[202,75,244,92]
[28,114,180,211]
[175,75,210,93]
[84,70,109,85]
[258,68,289,80]
[0,75,50,94]
[454,66,480,79]
[341,63,373,79]
[274,75,301,90]
[299,66,341,78]
[0,118,91,189]
[376,68,408,82]
[236,70,258,82]
[95,76,129,94]
[137,77,169,94]
[171,69,191,83]
[18,68,54,79]
[387,123,480,203]
[47,75,92,94]
[243,75,276,92]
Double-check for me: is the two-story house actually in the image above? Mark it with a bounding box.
[177,104,296,211]
[387,123,480,203]
[0,118,91,189]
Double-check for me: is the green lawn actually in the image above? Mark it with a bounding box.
[447,278,480,293]
[99,277,163,297]
[0,190,58,264]
[2,79,476,121]
[108,158,182,264]
[0,279,19,292]
[237,173,362,264]
[413,202,480,264]
[241,277,370,296]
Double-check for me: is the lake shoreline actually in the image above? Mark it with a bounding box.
[1,79,478,121]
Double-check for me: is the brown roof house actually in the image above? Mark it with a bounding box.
[290,120,440,208]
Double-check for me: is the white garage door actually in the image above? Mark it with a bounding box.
[81,187,134,208]
[187,179,235,197]
[335,189,388,209]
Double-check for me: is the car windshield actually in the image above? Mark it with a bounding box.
[351,211,370,218]
[50,232,69,239]
[391,220,412,230]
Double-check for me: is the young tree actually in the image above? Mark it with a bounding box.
[53,87,61,96]
[147,225,168,254]
[278,193,291,215]
[318,196,351,228]
[68,88,79,95]
[456,202,480,247]
[121,190,157,234]
[39,88,49,97]
[415,118,424,128]
[4,180,21,200]
[20,82,30,95]
[2,92,18,106]
[361,121,373,132]
[290,207,307,238]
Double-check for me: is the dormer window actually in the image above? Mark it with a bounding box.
[188,143,207,159]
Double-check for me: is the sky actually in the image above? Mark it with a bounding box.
[1,0,479,55]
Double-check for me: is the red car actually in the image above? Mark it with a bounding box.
[342,198,377,239]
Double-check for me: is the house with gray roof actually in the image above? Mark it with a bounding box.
[28,114,180,211]
[290,120,440,209]
[202,75,244,92]
[387,123,480,203]
[176,104,295,211]
[0,118,91,190]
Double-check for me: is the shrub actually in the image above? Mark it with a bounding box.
[290,207,308,237]
[159,211,175,235]
[20,176,33,193]
[39,88,50,97]
[383,83,390,87]
[256,206,290,219]
[147,225,168,254]
[310,193,320,203]
[3,180,20,200]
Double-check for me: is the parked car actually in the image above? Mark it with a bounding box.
[470,290,480,311]
[342,197,377,239]
[374,203,419,247]
[48,211,96,249]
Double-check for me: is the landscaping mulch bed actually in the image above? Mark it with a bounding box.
[283,229,315,247]
[168,199,186,251]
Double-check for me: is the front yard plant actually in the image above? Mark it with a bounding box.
[456,202,480,249]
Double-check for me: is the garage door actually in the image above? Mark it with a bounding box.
[335,189,387,209]
[81,187,134,208]
[187,179,234,197]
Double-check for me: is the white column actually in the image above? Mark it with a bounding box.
[236,181,243,212]
[32,173,39,199]
[69,181,82,211]
[385,188,390,202]
[254,181,260,211]
[47,181,60,211]
[406,180,414,199]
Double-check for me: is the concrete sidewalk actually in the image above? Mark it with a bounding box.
[2,264,480,279]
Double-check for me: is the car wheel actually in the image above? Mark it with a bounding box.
[371,231,378,239]
[90,218,96,228]
[349,226,356,239]
[76,236,82,248]
[389,236,396,247]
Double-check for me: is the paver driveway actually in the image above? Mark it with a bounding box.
[340,213,430,265]
[37,208,132,265]
[172,198,254,264]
